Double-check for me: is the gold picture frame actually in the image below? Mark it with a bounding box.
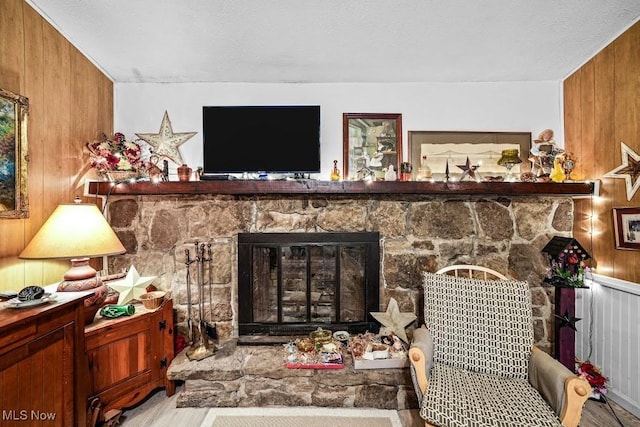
[343,113,402,180]
[407,130,532,180]
[0,88,29,218]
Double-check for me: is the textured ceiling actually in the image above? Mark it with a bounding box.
[27,0,640,84]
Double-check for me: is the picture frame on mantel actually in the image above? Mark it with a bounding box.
[343,113,402,180]
[0,88,29,219]
[613,207,640,250]
[408,131,531,181]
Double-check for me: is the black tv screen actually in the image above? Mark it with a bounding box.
[202,105,321,175]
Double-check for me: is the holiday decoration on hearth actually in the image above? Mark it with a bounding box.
[135,111,196,166]
[107,265,157,305]
[603,142,640,201]
[370,297,417,343]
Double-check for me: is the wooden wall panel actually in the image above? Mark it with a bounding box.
[0,0,113,290]
[565,20,640,284]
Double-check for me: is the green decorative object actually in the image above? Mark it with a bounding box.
[100,304,135,318]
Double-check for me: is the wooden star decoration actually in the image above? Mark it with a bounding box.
[135,111,196,166]
[603,142,640,201]
[370,297,417,343]
[456,156,481,182]
[554,309,582,331]
[108,265,157,305]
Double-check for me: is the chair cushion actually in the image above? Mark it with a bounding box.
[423,272,533,379]
[420,363,563,427]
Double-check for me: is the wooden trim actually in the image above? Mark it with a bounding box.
[86,180,595,197]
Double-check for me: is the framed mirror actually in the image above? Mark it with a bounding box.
[343,113,402,180]
[408,131,531,181]
[0,88,29,218]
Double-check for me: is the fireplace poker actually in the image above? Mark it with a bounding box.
[186,242,216,361]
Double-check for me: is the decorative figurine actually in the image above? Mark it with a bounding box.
[384,165,397,181]
[330,160,341,181]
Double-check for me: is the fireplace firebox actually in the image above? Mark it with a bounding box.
[238,232,380,343]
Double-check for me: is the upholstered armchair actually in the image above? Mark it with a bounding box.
[409,267,591,427]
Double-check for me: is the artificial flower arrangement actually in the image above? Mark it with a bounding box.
[87,132,147,175]
[576,359,608,400]
[545,244,591,288]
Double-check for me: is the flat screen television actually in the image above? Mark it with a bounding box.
[202,105,321,175]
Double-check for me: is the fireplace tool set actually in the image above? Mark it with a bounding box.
[185,241,217,361]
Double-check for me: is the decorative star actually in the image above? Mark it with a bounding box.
[135,111,196,166]
[603,142,640,201]
[370,297,417,343]
[554,309,582,331]
[107,266,157,305]
[456,157,481,182]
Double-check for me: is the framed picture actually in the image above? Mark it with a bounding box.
[407,131,531,180]
[613,207,640,250]
[0,88,29,219]
[343,113,402,180]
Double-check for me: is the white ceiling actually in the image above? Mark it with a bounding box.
[27,0,640,84]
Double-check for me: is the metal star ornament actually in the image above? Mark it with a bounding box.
[554,309,582,331]
[108,265,157,305]
[370,297,417,343]
[603,142,640,201]
[135,111,196,166]
[456,156,482,182]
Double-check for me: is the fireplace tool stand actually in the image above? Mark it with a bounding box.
[185,241,217,361]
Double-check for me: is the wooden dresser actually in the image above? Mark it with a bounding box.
[84,299,175,426]
[0,294,88,427]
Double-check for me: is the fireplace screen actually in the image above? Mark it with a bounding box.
[238,232,379,340]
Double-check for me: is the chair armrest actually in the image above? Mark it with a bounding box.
[528,346,591,427]
[409,325,434,401]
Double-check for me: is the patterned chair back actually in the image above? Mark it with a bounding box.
[422,271,533,379]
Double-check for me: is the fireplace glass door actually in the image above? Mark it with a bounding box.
[238,232,379,340]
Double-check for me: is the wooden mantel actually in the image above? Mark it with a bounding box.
[86,179,595,197]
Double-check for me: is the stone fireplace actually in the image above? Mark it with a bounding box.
[104,192,575,355]
[98,188,578,409]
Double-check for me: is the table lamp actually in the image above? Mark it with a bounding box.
[19,197,126,324]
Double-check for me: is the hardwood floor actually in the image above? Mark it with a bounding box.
[118,383,640,427]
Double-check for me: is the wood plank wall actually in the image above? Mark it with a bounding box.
[0,0,113,290]
[564,20,640,284]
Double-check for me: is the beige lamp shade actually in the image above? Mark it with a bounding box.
[19,201,126,261]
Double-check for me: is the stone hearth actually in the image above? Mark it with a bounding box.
[167,340,417,410]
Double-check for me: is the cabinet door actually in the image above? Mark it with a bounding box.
[85,299,175,415]
[0,323,77,427]
[86,316,156,409]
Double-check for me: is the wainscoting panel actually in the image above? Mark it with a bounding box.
[575,274,640,418]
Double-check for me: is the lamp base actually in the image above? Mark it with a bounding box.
[57,276,108,325]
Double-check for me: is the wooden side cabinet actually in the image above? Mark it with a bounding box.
[85,299,175,426]
[0,294,87,427]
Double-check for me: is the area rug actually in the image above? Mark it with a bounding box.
[203,407,403,427]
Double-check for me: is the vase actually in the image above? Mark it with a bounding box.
[178,164,192,182]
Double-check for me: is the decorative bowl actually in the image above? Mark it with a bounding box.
[139,291,166,310]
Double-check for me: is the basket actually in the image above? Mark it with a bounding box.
[106,170,140,182]
[139,291,166,310]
